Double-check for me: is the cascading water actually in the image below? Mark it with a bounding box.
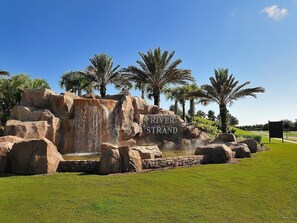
[72,99,119,154]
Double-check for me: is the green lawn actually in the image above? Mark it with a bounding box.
[1,138,297,223]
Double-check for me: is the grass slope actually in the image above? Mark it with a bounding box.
[0,138,296,223]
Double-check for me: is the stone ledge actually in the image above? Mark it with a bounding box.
[57,160,100,173]
[57,155,211,174]
[141,155,210,169]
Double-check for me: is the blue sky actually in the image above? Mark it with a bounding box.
[1,0,296,125]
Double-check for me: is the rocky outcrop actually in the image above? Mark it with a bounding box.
[214,133,237,144]
[101,143,118,153]
[0,136,23,173]
[8,138,63,175]
[49,93,77,118]
[194,144,232,163]
[99,149,122,175]
[240,139,258,153]
[132,145,163,159]
[5,120,48,139]
[20,88,56,108]
[119,146,142,172]
[0,142,13,172]
[230,143,251,158]
[5,88,210,155]
[0,135,23,144]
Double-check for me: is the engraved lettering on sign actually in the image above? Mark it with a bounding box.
[145,116,178,135]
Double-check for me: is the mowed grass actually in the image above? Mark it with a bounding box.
[0,138,297,223]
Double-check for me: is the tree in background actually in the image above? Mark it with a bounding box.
[0,74,50,125]
[283,119,294,131]
[187,83,201,118]
[229,115,239,126]
[175,86,191,121]
[207,110,216,121]
[169,104,182,116]
[196,110,206,118]
[0,70,9,77]
[122,47,194,107]
[134,82,150,99]
[59,71,93,96]
[164,86,180,115]
[86,54,123,97]
[217,110,239,126]
[189,68,265,133]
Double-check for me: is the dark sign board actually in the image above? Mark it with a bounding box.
[269,121,283,143]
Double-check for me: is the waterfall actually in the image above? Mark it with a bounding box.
[72,99,119,154]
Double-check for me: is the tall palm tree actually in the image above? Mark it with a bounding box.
[121,47,194,107]
[190,68,265,133]
[85,54,123,97]
[59,71,92,96]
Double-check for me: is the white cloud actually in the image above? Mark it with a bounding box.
[261,5,288,20]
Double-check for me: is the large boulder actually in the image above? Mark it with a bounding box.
[4,120,48,139]
[81,93,100,99]
[109,95,140,141]
[0,135,23,144]
[119,146,142,172]
[214,133,237,144]
[132,145,163,159]
[11,106,32,121]
[231,143,251,158]
[20,88,55,108]
[100,143,118,154]
[240,139,258,153]
[99,149,122,174]
[49,93,76,118]
[8,138,63,175]
[132,97,148,115]
[194,144,232,163]
[0,136,23,173]
[4,109,61,145]
[0,142,14,173]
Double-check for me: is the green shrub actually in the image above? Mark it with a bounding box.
[192,120,220,139]
[235,134,262,143]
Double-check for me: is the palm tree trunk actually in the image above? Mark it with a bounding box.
[189,98,195,117]
[220,104,227,133]
[174,100,178,114]
[182,100,186,121]
[153,87,160,107]
[141,89,145,99]
[100,84,107,97]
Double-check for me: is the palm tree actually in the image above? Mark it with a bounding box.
[30,78,50,89]
[186,83,200,118]
[165,85,190,120]
[121,47,194,107]
[59,71,92,96]
[0,70,9,77]
[85,54,123,97]
[134,82,150,99]
[164,86,180,114]
[190,68,265,133]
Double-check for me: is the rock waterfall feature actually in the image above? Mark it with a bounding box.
[3,88,210,155]
[72,99,119,154]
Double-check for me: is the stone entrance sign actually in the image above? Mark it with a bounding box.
[144,115,179,135]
